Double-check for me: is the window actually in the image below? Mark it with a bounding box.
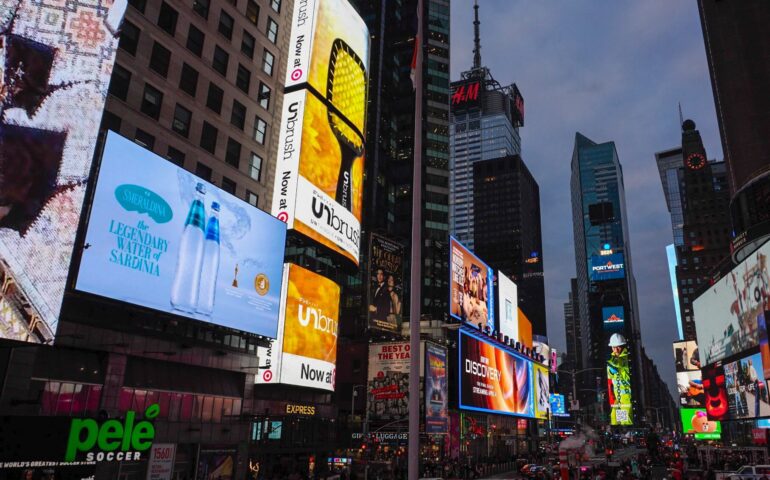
[101,111,122,132]
[218,11,234,39]
[128,0,146,13]
[246,1,259,26]
[249,153,262,181]
[221,176,236,194]
[149,41,171,77]
[135,129,155,149]
[261,49,274,76]
[246,191,258,207]
[167,146,185,166]
[231,100,246,130]
[157,2,178,35]
[140,83,163,119]
[109,64,131,100]
[119,21,140,55]
[179,63,199,96]
[236,64,251,93]
[186,25,205,56]
[266,18,278,44]
[212,46,229,76]
[241,31,255,58]
[257,82,271,110]
[200,121,218,153]
[172,104,192,137]
[270,0,281,13]
[225,138,241,167]
[193,0,210,19]
[253,116,267,144]
[206,83,224,114]
[196,162,212,181]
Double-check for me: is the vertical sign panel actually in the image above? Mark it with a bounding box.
[425,343,448,433]
[367,234,404,333]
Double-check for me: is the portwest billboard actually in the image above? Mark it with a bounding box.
[590,253,625,281]
[450,236,495,331]
[0,1,127,343]
[77,132,286,338]
[458,330,533,418]
[272,0,369,265]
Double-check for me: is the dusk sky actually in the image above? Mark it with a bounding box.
[450,1,722,397]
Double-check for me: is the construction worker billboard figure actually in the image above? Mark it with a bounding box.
[607,333,633,425]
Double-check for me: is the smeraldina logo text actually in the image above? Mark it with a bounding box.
[64,404,159,462]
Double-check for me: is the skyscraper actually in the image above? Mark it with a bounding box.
[698,0,770,262]
[656,147,685,247]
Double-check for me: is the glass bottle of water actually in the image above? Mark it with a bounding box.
[196,202,221,316]
[170,183,206,312]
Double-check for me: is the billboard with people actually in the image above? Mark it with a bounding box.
[367,234,404,333]
[450,236,495,331]
[674,340,704,407]
[607,332,633,425]
[367,342,411,421]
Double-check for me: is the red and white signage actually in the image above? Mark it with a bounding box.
[146,443,176,480]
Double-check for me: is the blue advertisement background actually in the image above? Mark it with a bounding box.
[425,343,449,433]
[76,132,286,338]
[590,253,625,281]
[602,306,625,325]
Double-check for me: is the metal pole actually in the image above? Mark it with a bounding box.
[408,0,424,477]
[364,394,370,480]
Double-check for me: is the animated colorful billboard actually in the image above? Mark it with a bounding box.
[606,330,633,425]
[77,132,287,338]
[680,408,721,440]
[534,363,550,419]
[272,0,370,265]
[674,341,704,407]
[674,340,701,372]
[450,237,495,330]
[695,241,770,365]
[590,253,625,281]
[367,234,404,333]
[724,350,770,419]
[550,394,568,417]
[425,342,448,434]
[703,362,729,421]
[0,0,127,343]
[458,330,533,418]
[367,342,410,421]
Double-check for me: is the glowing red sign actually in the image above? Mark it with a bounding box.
[452,82,480,105]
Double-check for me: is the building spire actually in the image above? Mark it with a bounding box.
[473,0,481,69]
[678,102,684,130]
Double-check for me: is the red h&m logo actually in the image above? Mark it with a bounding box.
[452,82,480,105]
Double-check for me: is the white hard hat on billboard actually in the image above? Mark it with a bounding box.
[608,333,627,347]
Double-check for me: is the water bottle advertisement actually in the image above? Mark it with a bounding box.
[76,132,286,338]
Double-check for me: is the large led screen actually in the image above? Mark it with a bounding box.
[589,253,625,281]
[703,362,729,421]
[368,342,411,421]
[550,394,568,417]
[367,234,404,333]
[724,350,770,419]
[458,330,533,418]
[606,328,633,425]
[425,342,448,433]
[680,408,721,440]
[272,0,370,266]
[497,272,518,342]
[534,363,550,419]
[0,1,127,343]
[77,132,287,338]
[674,340,701,372]
[450,237,495,330]
[695,241,770,365]
[674,340,703,407]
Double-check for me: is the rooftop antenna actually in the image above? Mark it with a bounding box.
[473,0,481,69]
[678,102,684,130]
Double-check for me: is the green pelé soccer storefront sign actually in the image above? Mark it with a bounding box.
[65,404,159,462]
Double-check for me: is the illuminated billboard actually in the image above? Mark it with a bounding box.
[534,363,550,419]
[674,341,703,407]
[367,234,404,333]
[606,330,633,425]
[680,408,721,440]
[497,272,518,342]
[602,306,624,325]
[425,343,448,433]
[674,340,701,372]
[450,80,482,111]
[589,253,625,281]
[695,241,770,365]
[458,330,533,418]
[550,394,568,417]
[77,132,287,338]
[0,1,127,343]
[367,342,410,421]
[272,0,370,266]
[450,237,495,330]
[703,362,729,421]
[724,350,770,419]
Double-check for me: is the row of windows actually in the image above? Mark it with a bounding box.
[119,387,243,423]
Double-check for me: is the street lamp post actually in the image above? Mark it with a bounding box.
[352,384,365,423]
[559,368,605,422]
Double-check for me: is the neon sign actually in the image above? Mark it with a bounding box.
[451,82,481,106]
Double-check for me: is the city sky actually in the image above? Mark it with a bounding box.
[450,0,722,397]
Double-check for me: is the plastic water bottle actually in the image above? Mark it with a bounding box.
[196,202,221,316]
[170,183,206,312]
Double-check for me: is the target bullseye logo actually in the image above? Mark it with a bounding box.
[263,370,273,382]
[291,69,303,81]
[277,211,289,222]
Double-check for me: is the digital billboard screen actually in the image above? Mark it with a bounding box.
[0,1,126,344]
[458,330,533,418]
[590,253,625,281]
[606,329,633,425]
[272,0,370,266]
[695,241,770,365]
[724,350,770,419]
[450,237,494,331]
[367,342,411,421]
[703,362,729,421]
[674,340,704,407]
[680,408,721,440]
[497,272,518,342]
[367,234,404,333]
[602,306,624,325]
[550,394,568,417]
[77,132,287,338]
[425,342,448,433]
[534,363,550,419]
[674,340,701,372]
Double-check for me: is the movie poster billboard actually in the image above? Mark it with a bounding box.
[680,408,721,440]
[703,362,729,421]
[367,234,404,333]
[724,351,770,419]
[533,363,550,419]
[450,236,495,330]
[458,330,533,418]
[425,343,448,433]
[497,272,518,341]
[77,132,287,338]
[368,342,410,421]
[272,0,370,266]
[695,241,770,365]
[589,253,625,282]
[0,0,127,343]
